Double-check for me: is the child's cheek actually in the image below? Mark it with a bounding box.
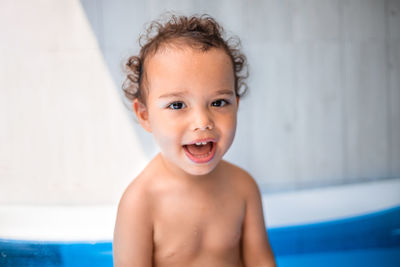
[225,114,238,144]
[151,126,178,152]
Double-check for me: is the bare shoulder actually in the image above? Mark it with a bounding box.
[113,173,155,267]
[220,160,261,198]
[224,161,277,266]
[118,173,153,212]
[117,154,164,210]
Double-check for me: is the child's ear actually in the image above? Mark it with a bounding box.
[236,96,240,107]
[133,99,152,133]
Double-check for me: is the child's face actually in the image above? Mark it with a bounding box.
[135,46,238,176]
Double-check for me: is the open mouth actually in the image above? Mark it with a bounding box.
[183,141,216,164]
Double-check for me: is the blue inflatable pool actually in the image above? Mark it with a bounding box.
[1,180,399,266]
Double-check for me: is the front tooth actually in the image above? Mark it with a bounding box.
[201,141,207,145]
[195,142,202,145]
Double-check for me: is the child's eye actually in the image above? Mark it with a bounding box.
[167,101,186,110]
[211,99,230,107]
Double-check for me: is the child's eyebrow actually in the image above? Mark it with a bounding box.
[158,89,234,99]
[158,91,188,99]
[215,89,235,96]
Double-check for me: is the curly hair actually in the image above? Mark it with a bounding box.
[122,13,248,105]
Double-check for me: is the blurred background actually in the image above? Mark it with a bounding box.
[1,1,400,266]
[1,0,399,205]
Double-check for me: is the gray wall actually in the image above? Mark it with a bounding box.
[0,0,399,204]
[80,0,400,190]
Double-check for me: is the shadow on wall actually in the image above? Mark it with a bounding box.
[79,0,155,159]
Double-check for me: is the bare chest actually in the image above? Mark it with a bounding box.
[152,191,245,266]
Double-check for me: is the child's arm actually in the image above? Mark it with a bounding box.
[240,174,276,267]
[113,181,153,267]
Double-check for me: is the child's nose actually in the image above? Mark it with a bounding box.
[191,108,214,131]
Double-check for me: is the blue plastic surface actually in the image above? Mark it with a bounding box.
[1,206,399,266]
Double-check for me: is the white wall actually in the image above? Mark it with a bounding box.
[0,0,399,204]
[0,0,149,204]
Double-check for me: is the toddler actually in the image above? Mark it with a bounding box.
[113,13,276,267]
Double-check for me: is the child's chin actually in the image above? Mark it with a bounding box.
[184,162,218,176]
[187,169,212,176]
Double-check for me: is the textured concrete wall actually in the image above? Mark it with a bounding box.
[0,0,399,204]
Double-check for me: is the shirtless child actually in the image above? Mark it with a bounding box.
[113,14,276,267]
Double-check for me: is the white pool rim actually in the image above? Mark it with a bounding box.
[0,179,399,241]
